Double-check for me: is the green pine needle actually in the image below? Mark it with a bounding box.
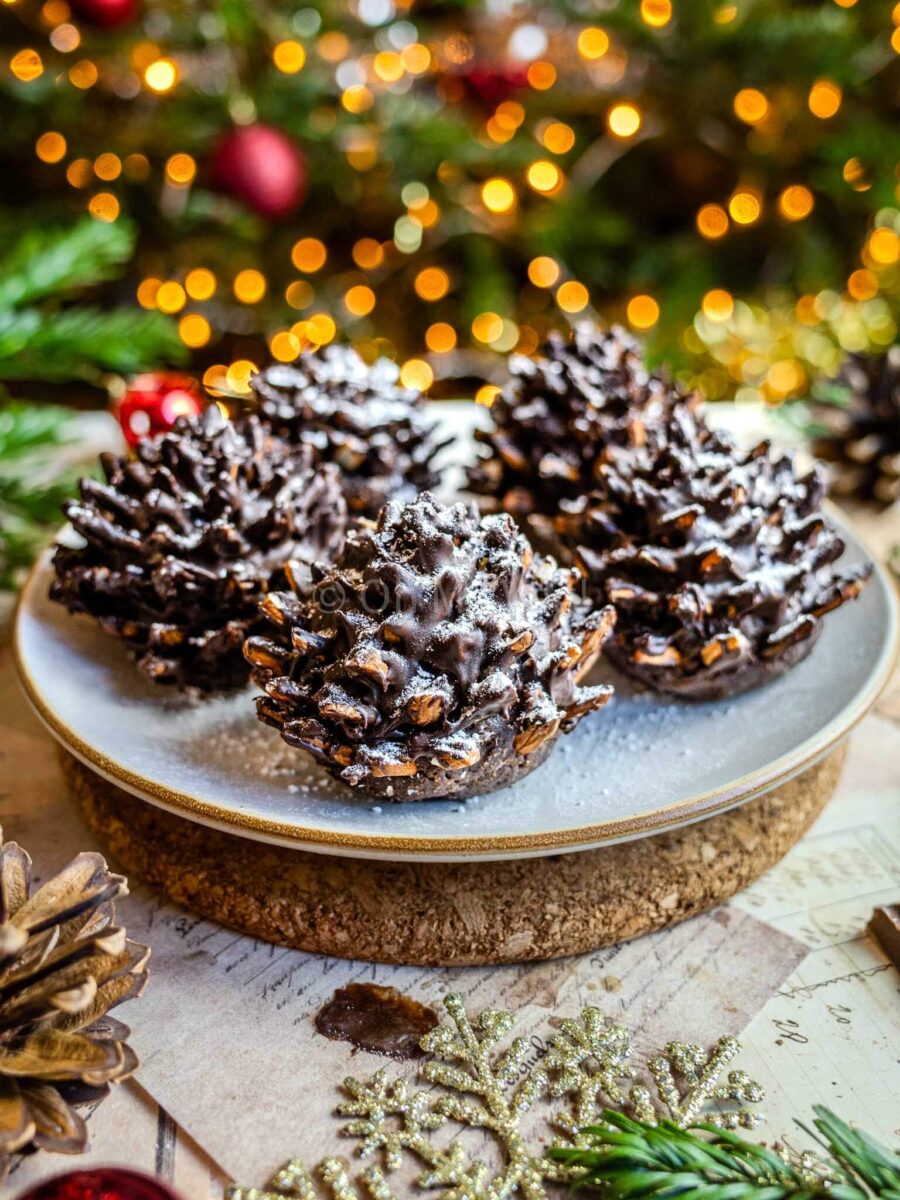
[551,1109,900,1200]
[0,216,184,383]
[809,1108,900,1200]
[0,214,184,579]
[0,306,186,381]
[0,218,137,310]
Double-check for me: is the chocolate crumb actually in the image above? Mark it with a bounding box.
[314,983,439,1059]
[868,903,900,969]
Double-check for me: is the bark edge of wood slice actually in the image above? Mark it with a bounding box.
[61,746,844,966]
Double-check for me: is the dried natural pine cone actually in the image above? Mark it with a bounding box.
[251,344,449,518]
[245,492,615,801]
[467,323,695,517]
[0,828,149,1181]
[539,407,872,701]
[51,406,347,693]
[811,348,900,507]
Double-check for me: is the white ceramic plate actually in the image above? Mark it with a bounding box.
[14,404,899,862]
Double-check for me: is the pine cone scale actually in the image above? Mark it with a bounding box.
[11,852,125,941]
[0,845,30,932]
[0,1075,34,1150]
[26,1081,87,1153]
[0,1028,127,1083]
[0,828,147,1176]
[0,939,113,1025]
[52,950,149,1036]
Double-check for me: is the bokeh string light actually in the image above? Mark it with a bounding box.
[692,211,900,405]
[3,0,900,398]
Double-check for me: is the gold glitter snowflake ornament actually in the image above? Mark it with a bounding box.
[339,1073,444,1172]
[227,992,764,1200]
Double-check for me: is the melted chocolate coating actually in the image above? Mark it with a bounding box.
[541,405,871,700]
[314,984,438,1059]
[251,345,449,518]
[51,407,347,692]
[246,492,615,800]
[468,323,691,516]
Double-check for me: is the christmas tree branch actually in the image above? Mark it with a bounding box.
[0,218,137,310]
[0,213,184,580]
[0,307,185,381]
[550,1109,900,1200]
[0,215,184,384]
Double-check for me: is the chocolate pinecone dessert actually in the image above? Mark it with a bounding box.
[467,323,694,517]
[811,348,900,507]
[245,492,615,801]
[0,829,148,1180]
[542,407,871,700]
[51,407,347,692]
[251,345,448,518]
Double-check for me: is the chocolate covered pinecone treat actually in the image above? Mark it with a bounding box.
[251,344,448,517]
[51,406,347,692]
[811,348,900,507]
[246,492,615,801]
[467,323,695,517]
[546,407,871,701]
[0,829,148,1179]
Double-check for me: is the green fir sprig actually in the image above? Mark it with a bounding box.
[0,217,184,384]
[550,1107,900,1200]
[0,215,186,585]
[0,218,135,309]
[0,306,183,381]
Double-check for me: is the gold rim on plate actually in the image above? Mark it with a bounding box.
[14,541,900,860]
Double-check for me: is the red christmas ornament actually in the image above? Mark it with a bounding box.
[116,374,204,447]
[17,1168,182,1200]
[458,62,529,109]
[68,0,139,29]
[210,124,307,220]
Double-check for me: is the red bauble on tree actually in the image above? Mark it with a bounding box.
[209,124,307,220]
[68,0,138,28]
[457,62,529,109]
[115,374,204,447]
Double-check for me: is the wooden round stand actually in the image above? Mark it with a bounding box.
[62,746,844,966]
